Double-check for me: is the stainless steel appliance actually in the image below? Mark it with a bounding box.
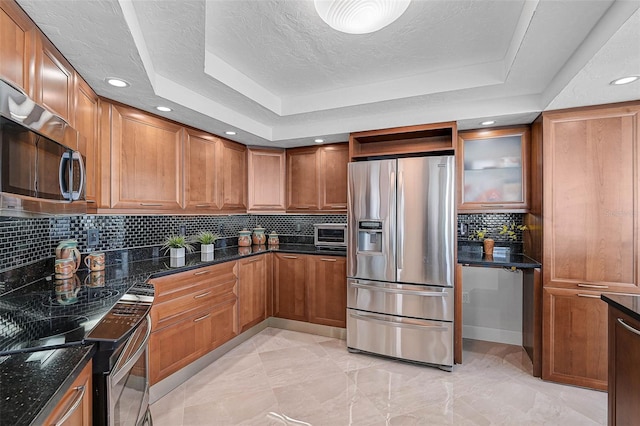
[314,223,347,248]
[347,156,455,370]
[87,290,154,426]
[0,78,85,217]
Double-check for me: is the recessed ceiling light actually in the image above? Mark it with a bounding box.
[314,139,324,143]
[225,131,237,136]
[106,78,129,88]
[610,76,639,85]
[156,106,172,112]
[480,120,496,126]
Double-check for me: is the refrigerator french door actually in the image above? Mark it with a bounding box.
[346,156,455,370]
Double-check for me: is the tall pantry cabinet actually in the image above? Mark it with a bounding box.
[542,102,640,390]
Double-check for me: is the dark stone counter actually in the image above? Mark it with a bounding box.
[601,293,640,322]
[457,251,541,269]
[0,345,94,426]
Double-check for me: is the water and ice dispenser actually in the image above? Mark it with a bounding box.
[357,221,383,253]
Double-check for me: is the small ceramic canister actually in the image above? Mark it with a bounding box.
[252,226,266,245]
[84,252,106,271]
[238,229,252,247]
[54,258,76,279]
[268,231,279,246]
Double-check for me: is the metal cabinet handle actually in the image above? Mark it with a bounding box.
[195,204,211,208]
[331,205,346,209]
[617,318,640,336]
[194,270,211,276]
[296,206,310,209]
[320,258,337,262]
[351,282,448,297]
[577,293,601,298]
[282,255,298,259]
[140,203,162,207]
[194,313,211,322]
[481,204,504,208]
[577,283,609,289]
[194,291,212,299]
[54,385,86,426]
[243,257,262,264]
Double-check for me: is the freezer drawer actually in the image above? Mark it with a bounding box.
[347,309,453,367]
[347,279,454,321]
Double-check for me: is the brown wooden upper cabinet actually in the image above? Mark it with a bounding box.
[74,76,98,205]
[184,128,221,212]
[106,103,184,211]
[218,139,247,212]
[33,34,75,126]
[457,126,530,212]
[0,0,36,95]
[247,148,286,212]
[286,143,348,213]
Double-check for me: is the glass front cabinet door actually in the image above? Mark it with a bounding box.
[457,126,530,212]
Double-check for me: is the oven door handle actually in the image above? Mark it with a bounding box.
[110,315,151,384]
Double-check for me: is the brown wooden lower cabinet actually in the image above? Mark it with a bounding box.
[274,253,308,321]
[542,287,608,390]
[307,255,346,327]
[238,256,268,332]
[608,306,640,425]
[43,360,92,426]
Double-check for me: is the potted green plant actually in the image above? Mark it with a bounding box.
[195,231,219,254]
[162,235,195,259]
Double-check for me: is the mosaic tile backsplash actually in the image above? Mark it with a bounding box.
[457,213,525,242]
[0,214,347,272]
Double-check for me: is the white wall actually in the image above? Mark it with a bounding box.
[462,266,523,345]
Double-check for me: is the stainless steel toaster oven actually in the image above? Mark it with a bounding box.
[314,223,347,248]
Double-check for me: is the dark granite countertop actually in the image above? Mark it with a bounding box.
[457,251,541,269]
[601,293,640,322]
[0,345,94,426]
[0,243,344,425]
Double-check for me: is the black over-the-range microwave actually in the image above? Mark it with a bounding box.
[0,78,86,217]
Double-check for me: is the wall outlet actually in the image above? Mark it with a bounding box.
[462,292,470,304]
[179,225,187,236]
[87,229,99,247]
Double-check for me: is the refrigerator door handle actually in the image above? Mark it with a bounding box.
[351,282,448,297]
[396,170,404,270]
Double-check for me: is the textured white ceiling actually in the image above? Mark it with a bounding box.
[15,0,640,148]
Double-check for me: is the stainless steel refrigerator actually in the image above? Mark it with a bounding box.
[346,156,455,370]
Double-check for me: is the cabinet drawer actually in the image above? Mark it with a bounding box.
[151,280,237,331]
[545,279,640,294]
[149,261,237,303]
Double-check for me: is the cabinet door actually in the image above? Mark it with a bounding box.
[542,287,608,390]
[74,76,98,204]
[34,34,75,126]
[287,146,320,211]
[209,296,239,350]
[218,139,247,211]
[543,106,640,292]
[238,256,268,332]
[184,128,220,211]
[0,1,35,94]
[110,104,183,210]
[307,255,346,327]
[274,253,308,321]
[247,148,286,212]
[43,360,92,426]
[457,127,530,212]
[149,307,216,385]
[319,144,348,211]
[608,308,640,426]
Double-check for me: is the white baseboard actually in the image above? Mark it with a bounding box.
[462,325,522,346]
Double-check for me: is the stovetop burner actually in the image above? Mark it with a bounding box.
[44,287,121,309]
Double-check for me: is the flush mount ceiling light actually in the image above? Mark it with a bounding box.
[105,78,129,88]
[610,76,639,85]
[314,0,411,34]
[480,120,496,126]
[314,138,325,143]
[225,131,237,136]
[156,106,172,112]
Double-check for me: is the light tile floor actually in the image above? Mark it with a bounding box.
[150,328,606,425]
